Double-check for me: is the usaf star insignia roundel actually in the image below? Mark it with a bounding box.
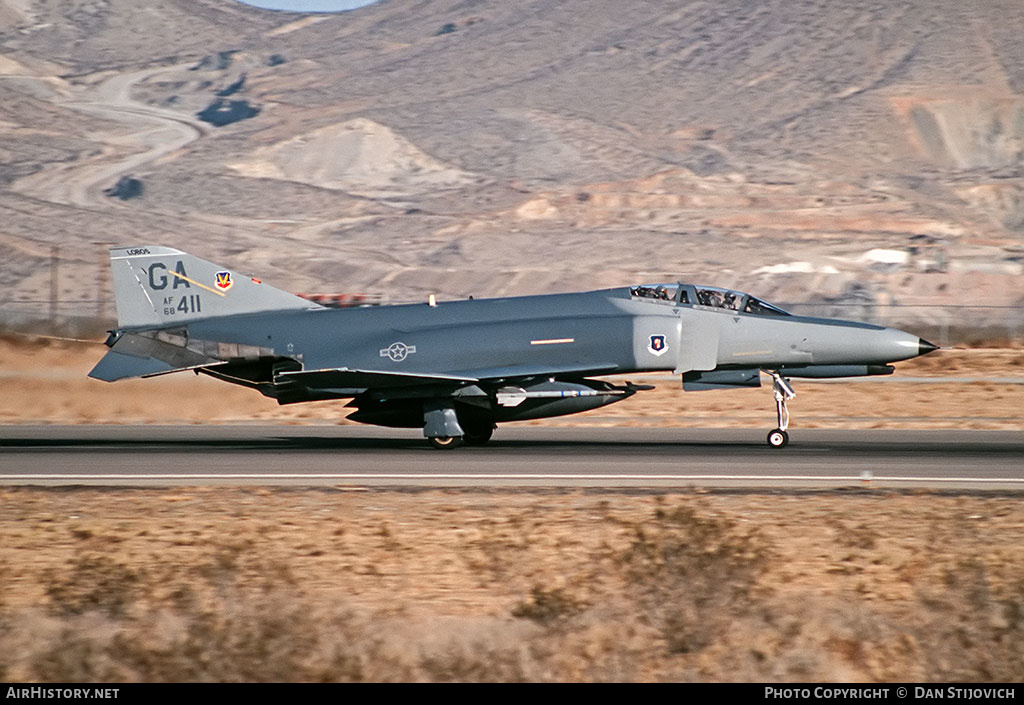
[380,341,417,362]
[648,334,668,356]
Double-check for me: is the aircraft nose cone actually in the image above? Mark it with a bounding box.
[918,338,939,356]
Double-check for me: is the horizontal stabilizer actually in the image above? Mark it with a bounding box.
[89,349,183,381]
[89,330,222,381]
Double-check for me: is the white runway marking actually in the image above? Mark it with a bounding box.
[5,473,1024,485]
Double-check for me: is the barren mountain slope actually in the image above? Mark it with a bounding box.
[0,0,1022,334]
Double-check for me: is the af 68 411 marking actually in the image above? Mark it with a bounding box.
[162,294,201,316]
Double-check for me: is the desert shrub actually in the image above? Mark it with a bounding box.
[512,586,588,625]
[31,631,125,682]
[44,554,141,618]
[109,595,327,681]
[621,503,772,654]
[914,558,1024,681]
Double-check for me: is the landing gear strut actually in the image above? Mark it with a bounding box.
[765,371,795,448]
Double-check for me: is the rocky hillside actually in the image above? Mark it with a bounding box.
[0,0,1022,334]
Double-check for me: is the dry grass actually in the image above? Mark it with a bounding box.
[1,488,1023,682]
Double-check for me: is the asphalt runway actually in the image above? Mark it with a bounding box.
[1,425,1022,489]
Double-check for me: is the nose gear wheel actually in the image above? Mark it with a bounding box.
[765,371,795,449]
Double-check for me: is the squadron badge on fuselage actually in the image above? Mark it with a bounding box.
[648,334,668,356]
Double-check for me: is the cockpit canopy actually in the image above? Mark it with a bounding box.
[628,284,678,302]
[628,283,790,317]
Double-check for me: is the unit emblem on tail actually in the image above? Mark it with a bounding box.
[215,271,233,291]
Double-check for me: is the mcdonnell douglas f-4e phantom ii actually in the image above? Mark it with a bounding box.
[90,246,938,448]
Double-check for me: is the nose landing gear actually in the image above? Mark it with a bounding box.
[765,371,795,448]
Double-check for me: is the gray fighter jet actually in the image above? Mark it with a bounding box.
[90,246,938,448]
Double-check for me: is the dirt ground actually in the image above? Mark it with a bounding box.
[1,336,1023,682]
[1,488,1023,682]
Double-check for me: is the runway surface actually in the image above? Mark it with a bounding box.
[1,425,1022,489]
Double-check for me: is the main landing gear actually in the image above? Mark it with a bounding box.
[765,371,795,448]
[428,435,464,450]
[424,400,495,449]
[428,423,495,450]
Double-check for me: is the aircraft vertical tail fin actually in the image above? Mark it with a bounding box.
[109,246,320,329]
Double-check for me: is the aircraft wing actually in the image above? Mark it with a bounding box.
[275,362,621,395]
[275,368,479,391]
[452,362,621,381]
